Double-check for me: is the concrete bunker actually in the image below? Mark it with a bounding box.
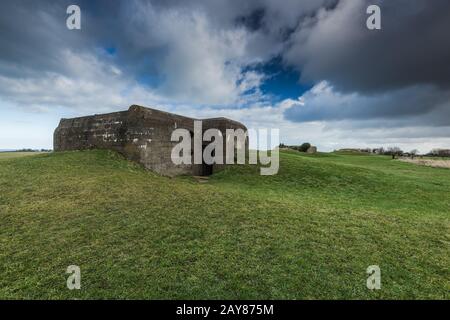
[54,105,248,176]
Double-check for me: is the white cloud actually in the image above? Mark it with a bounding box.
[127,1,264,106]
[0,49,169,115]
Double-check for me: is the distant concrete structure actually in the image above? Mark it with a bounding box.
[306,146,317,154]
[54,105,248,176]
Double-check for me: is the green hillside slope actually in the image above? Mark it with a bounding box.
[0,150,448,299]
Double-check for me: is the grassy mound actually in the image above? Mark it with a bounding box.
[0,150,448,299]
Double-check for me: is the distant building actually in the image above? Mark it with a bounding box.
[306,146,317,154]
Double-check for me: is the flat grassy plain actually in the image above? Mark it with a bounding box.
[0,152,44,160]
[0,150,448,299]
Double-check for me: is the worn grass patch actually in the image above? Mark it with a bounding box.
[0,150,448,299]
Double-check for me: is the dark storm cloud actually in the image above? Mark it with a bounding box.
[0,0,335,77]
[284,84,450,123]
[0,1,86,77]
[285,0,450,93]
[283,0,450,127]
[0,0,336,107]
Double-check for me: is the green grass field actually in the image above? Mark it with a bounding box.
[0,150,448,299]
[0,152,44,160]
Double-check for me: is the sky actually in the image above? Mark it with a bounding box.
[1,0,450,153]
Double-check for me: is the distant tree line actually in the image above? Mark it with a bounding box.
[342,147,450,159]
[427,149,450,157]
[346,147,406,159]
[279,142,312,152]
[280,143,450,160]
[12,149,52,152]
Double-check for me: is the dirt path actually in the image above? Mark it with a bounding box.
[399,158,450,169]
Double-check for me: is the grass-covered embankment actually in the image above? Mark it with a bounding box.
[0,150,448,299]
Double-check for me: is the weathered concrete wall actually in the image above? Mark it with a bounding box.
[203,118,249,173]
[53,110,128,152]
[54,105,248,176]
[124,105,199,176]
